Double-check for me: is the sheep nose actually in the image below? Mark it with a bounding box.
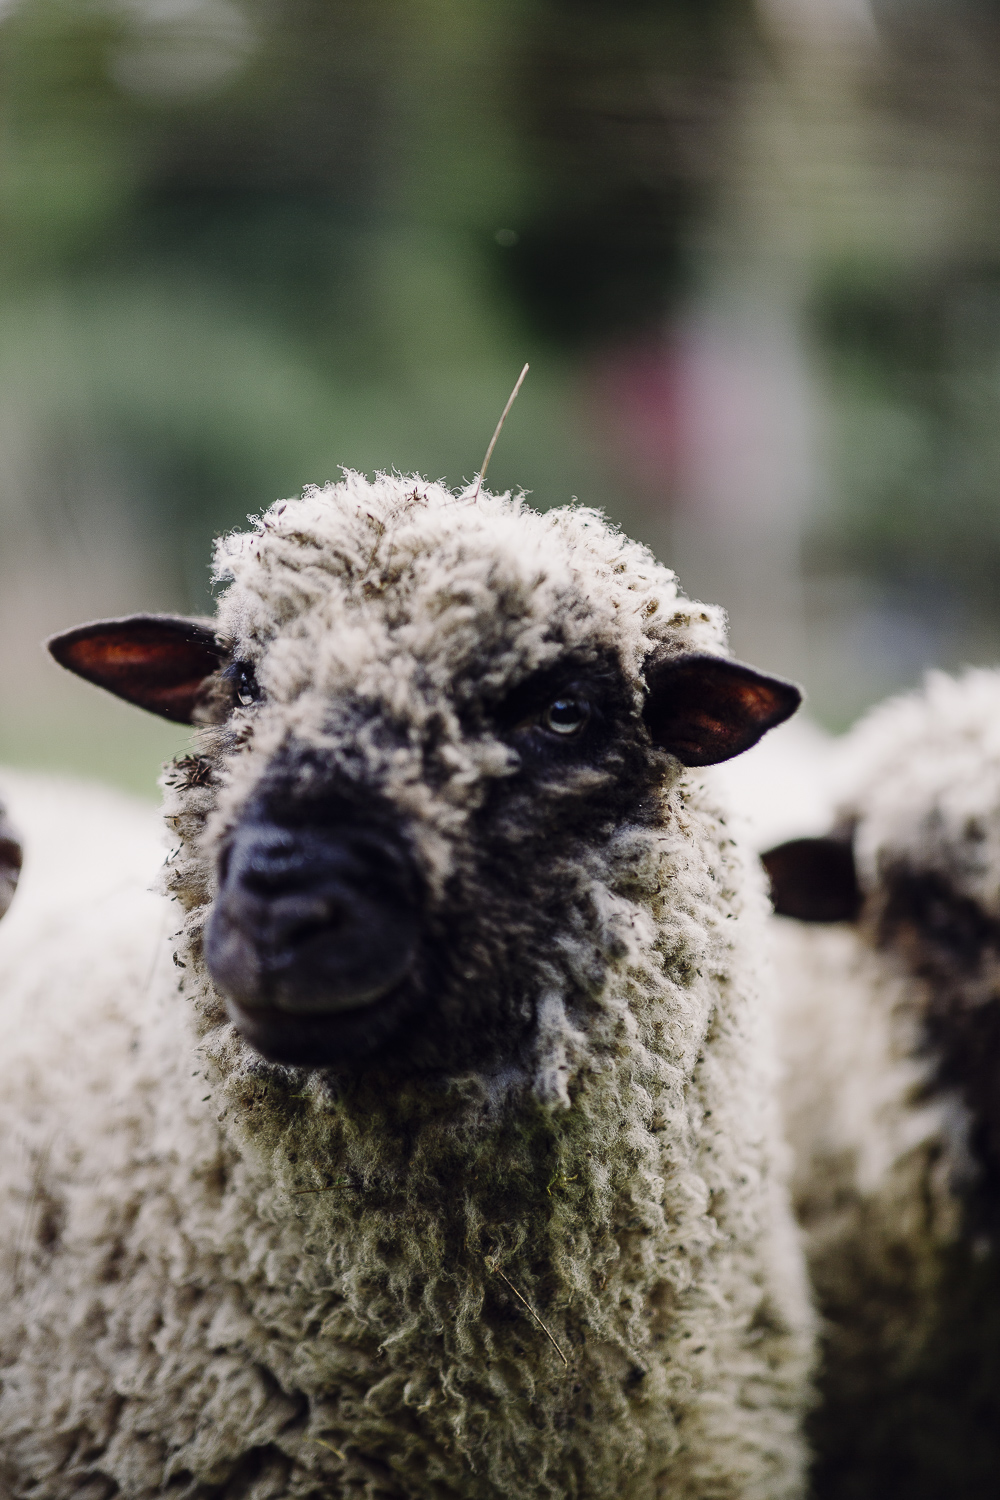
[204,821,420,1027]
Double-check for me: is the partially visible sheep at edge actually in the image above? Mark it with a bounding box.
[0,474,815,1500]
[0,797,23,919]
[764,668,1000,1500]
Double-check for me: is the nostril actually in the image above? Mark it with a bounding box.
[243,865,296,896]
[245,855,304,895]
[267,896,349,951]
[224,830,310,896]
[277,917,327,949]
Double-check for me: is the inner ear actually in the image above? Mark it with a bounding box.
[47,614,225,725]
[643,652,802,767]
[761,836,862,923]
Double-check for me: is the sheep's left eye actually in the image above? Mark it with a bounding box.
[542,697,590,736]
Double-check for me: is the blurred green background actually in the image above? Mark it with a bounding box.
[3,0,1000,795]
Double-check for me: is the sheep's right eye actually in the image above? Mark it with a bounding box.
[541,697,590,737]
[233,663,261,707]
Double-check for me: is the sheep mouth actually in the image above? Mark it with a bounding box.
[204,813,424,1068]
[207,914,422,1069]
[223,981,419,1068]
[207,914,422,1068]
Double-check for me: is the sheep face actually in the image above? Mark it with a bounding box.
[51,475,799,1083]
[199,646,656,1077]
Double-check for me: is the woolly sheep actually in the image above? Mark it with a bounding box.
[0,474,814,1499]
[0,796,23,920]
[0,769,160,920]
[764,668,1000,1499]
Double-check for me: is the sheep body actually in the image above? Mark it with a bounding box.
[0,476,813,1498]
[767,668,1000,1498]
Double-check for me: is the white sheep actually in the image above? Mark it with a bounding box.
[0,474,814,1499]
[0,796,23,921]
[763,667,1000,1498]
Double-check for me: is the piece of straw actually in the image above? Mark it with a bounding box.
[313,1437,348,1460]
[472,362,529,500]
[485,1256,569,1368]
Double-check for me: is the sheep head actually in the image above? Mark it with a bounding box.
[763,667,1000,1232]
[49,476,800,1081]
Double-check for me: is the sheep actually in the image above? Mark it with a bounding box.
[0,797,23,921]
[0,769,161,924]
[763,667,1000,1499]
[0,473,815,1500]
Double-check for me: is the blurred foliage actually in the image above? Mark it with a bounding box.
[498,0,750,346]
[811,262,1000,602]
[0,0,750,608]
[803,0,1000,623]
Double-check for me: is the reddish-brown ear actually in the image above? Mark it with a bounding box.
[643,652,802,767]
[761,836,862,923]
[47,613,225,725]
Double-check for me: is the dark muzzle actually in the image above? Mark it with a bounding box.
[205,818,420,1067]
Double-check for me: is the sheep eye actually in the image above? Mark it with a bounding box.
[234,663,260,707]
[541,697,590,736]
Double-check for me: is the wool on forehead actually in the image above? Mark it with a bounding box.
[211,474,727,685]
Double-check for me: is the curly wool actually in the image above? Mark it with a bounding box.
[772,668,1000,1499]
[0,476,813,1499]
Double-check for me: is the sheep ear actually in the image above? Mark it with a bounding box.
[761,837,862,922]
[47,613,225,725]
[0,804,22,921]
[643,652,802,766]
